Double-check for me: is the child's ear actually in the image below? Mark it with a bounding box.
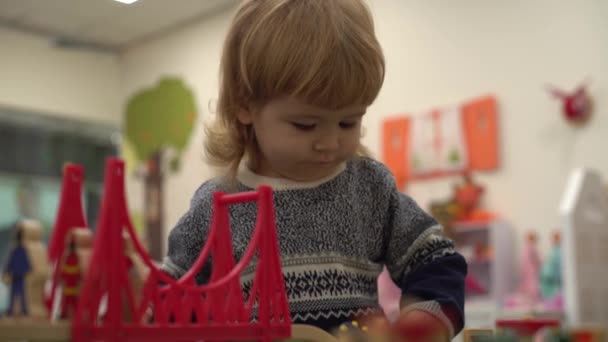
[236,108,254,125]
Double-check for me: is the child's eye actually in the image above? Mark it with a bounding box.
[339,121,358,129]
[292,123,316,131]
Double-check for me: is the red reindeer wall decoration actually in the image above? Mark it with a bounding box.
[548,81,593,125]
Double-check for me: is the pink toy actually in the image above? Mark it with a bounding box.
[377,267,401,322]
[465,273,486,295]
[505,232,542,309]
[519,232,542,301]
[72,158,291,341]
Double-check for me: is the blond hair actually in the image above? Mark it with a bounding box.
[205,0,385,177]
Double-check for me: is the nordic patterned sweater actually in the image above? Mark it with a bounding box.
[161,157,467,337]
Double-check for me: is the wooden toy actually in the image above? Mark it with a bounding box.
[21,219,50,319]
[463,328,494,342]
[46,164,88,314]
[51,228,93,321]
[495,318,560,341]
[2,225,31,317]
[58,236,81,319]
[1,219,49,319]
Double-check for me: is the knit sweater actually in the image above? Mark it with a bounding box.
[162,157,467,336]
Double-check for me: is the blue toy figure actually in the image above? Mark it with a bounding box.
[3,227,31,316]
[540,231,562,298]
[540,231,563,311]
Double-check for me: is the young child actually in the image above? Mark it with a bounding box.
[161,0,467,337]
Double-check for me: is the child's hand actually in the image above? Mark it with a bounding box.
[394,310,448,341]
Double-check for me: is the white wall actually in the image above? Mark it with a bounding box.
[121,9,234,247]
[122,0,608,253]
[365,0,608,252]
[0,28,122,125]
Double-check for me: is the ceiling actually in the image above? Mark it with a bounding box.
[0,0,238,53]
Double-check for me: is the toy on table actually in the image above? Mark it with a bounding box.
[46,163,88,314]
[540,231,563,311]
[333,313,451,342]
[334,319,392,342]
[496,318,560,342]
[71,158,291,342]
[464,325,606,342]
[1,220,53,319]
[50,228,92,321]
[465,273,487,295]
[504,231,542,309]
[58,237,81,319]
[2,224,31,316]
[20,219,51,319]
[377,267,402,322]
[463,328,494,342]
[335,320,373,342]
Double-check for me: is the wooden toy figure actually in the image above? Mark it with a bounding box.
[49,228,92,320]
[3,227,31,316]
[21,219,51,318]
[59,237,81,318]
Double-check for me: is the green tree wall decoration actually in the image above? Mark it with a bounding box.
[124,77,197,260]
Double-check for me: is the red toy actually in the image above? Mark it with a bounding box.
[496,318,559,337]
[59,238,81,319]
[72,158,291,342]
[46,164,88,313]
[549,80,593,124]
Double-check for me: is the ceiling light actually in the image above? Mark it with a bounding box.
[114,0,140,4]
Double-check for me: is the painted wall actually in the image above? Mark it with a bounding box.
[0,28,122,125]
[121,0,608,253]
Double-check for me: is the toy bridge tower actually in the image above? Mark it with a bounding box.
[46,163,88,312]
[72,157,291,342]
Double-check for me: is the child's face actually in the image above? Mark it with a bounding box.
[238,97,366,182]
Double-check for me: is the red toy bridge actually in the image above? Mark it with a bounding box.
[68,158,291,341]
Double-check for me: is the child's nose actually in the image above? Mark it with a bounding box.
[313,133,340,152]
